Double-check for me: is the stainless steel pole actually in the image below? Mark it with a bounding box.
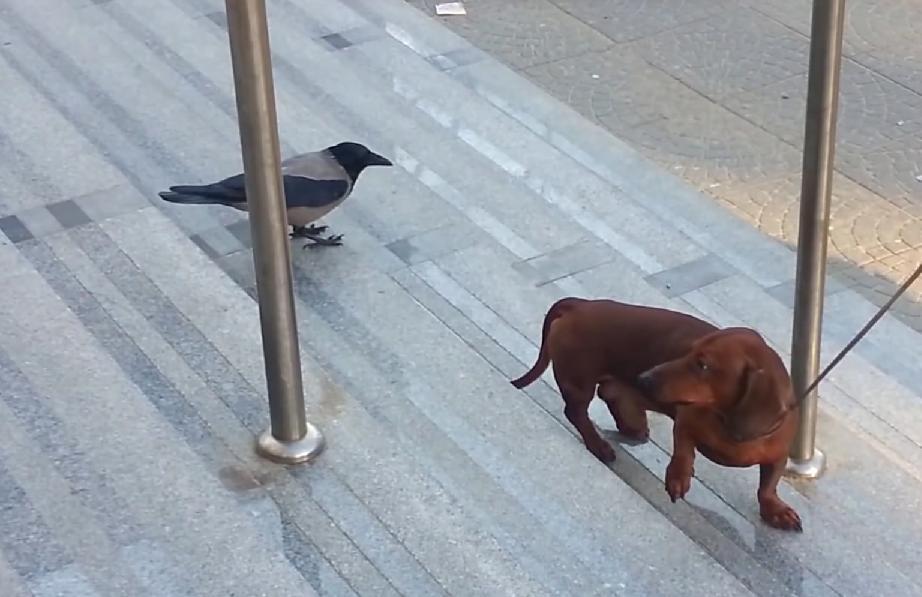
[786,0,846,479]
[225,0,323,464]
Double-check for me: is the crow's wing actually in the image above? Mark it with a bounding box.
[203,172,349,208]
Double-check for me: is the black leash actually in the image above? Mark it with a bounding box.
[796,261,922,403]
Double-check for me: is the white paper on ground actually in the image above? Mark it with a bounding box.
[435,2,467,16]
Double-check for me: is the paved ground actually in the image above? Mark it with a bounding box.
[408,0,922,330]
[2,0,922,595]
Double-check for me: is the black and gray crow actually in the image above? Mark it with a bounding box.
[159,142,392,246]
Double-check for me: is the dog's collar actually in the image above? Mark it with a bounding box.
[720,402,796,443]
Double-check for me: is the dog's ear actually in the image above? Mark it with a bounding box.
[724,365,787,442]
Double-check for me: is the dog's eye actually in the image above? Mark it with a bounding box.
[697,358,709,372]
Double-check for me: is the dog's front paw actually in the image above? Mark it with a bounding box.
[665,460,693,503]
[760,497,803,532]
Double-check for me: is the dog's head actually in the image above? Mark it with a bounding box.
[637,327,794,442]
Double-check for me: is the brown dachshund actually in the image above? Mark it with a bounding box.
[511,297,802,531]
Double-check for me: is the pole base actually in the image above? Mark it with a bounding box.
[784,448,826,479]
[256,424,324,465]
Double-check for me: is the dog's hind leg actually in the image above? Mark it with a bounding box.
[557,376,615,463]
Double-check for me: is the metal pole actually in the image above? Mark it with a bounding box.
[225,0,323,464]
[786,0,846,479]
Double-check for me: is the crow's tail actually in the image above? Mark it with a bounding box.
[158,184,239,206]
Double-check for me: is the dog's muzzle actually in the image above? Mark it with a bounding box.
[636,369,658,394]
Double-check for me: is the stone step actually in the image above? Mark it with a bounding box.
[0,240,320,596]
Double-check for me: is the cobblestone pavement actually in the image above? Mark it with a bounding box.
[408,0,922,330]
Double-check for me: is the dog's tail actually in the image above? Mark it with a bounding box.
[510,298,579,389]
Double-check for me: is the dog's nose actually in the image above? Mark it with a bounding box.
[637,371,655,393]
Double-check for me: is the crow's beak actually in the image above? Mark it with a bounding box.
[367,152,393,167]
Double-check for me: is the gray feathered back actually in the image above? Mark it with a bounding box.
[282,150,349,186]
